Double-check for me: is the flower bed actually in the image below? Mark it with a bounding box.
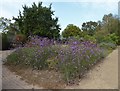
[5,36,105,87]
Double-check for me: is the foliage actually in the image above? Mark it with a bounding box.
[6,49,20,64]
[0,17,11,33]
[83,35,96,43]
[95,32,119,45]
[117,20,120,45]
[62,24,82,38]
[94,32,117,51]
[13,2,61,39]
[106,33,119,44]
[82,21,98,36]
[0,34,1,49]
[95,13,120,45]
[5,36,104,84]
[6,36,56,69]
[1,33,10,50]
[57,40,103,82]
[99,42,116,50]
[13,34,26,47]
[81,13,120,45]
[0,17,21,48]
[102,13,119,35]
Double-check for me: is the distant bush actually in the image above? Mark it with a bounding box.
[99,42,116,50]
[108,33,119,45]
[1,33,10,50]
[12,34,26,47]
[95,33,118,45]
[0,34,1,50]
[83,35,96,43]
[7,31,16,48]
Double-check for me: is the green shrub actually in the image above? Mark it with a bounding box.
[6,46,59,70]
[83,35,96,43]
[118,36,120,45]
[99,42,116,50]
[6,51,20,65]
[95,33,119,45]
[1,33,10,50]
[108,33,119,45]
[0,34,1,50]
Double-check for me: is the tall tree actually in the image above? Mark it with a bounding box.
[13,2,61,39]
[102,13,119,34]
[0,17,11,33]
[81,21,98,36]
[62,24,82,38]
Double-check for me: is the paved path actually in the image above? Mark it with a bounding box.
[0,47,119,89]
[0,50,41,89]
[66,47,119,89]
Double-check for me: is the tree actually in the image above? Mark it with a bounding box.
[62,24,82,38]
[81,21,98,36]
[102,13,119,34]
[0,17,11,33]
[94,13,120,45]
[0,17,11,50]
[13,2,61,39]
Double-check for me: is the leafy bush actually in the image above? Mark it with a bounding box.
[118,36,120,45]
[99,42,116,50]
[108,33,119,45]
[95,32,118,45]
[6,36,56,70]
[62,24,82,38]
[0,34,1,50]
[6,47,50,69]
[83,35,96,43]
[1,33,10,50]
[95,33,117,50]
[6,49,20,65]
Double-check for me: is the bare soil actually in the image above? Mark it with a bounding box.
[5,65,66,89]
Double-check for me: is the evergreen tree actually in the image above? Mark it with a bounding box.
[13,2,61,39]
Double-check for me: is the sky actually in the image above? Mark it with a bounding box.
[0,0,119,33]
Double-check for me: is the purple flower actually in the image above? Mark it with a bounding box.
[73,41,77,45]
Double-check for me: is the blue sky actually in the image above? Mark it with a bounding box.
[0,0,119,33]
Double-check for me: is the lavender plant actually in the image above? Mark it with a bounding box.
[57,39,103,83]
[5,36,104,84]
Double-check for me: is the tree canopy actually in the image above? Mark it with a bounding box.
[13,2,61,39]
[101,13,119,35]
[81,21,98,36]
[0,17,11,33]
[62,24,82,38]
